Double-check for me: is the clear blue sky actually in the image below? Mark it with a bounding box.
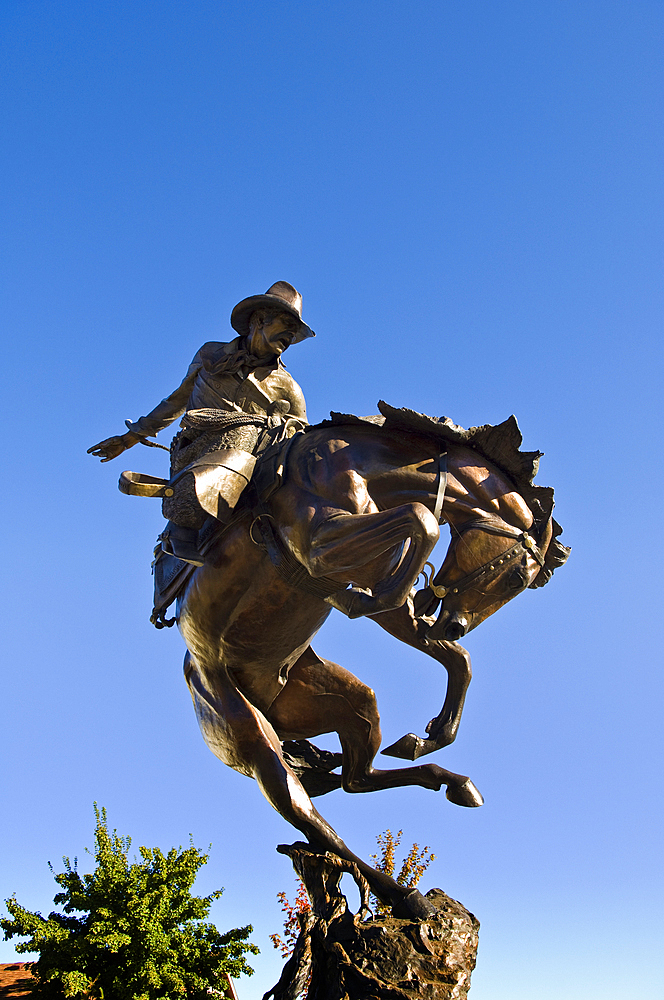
[1,2,662,997]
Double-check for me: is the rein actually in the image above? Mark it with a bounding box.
[432,452,447,523]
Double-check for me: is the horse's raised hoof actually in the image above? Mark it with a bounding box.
[446,778,484,808]
[326,586,370,619]
[381,733,427,760]
[391,888,438,920]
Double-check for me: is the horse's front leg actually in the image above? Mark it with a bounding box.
[306,504,439,618]
[369,601,473,760]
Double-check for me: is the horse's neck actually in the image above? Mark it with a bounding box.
[443,445,533,535]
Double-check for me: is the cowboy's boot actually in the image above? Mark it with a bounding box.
[161,522,205,567]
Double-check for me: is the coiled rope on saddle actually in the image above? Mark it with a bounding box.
[180,409,269,431]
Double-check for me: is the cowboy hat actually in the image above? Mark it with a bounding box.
[230,281,315,343]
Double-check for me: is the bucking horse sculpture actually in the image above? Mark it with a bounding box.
[124,402,569,919]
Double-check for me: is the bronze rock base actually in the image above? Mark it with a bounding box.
[264,844,479,1000]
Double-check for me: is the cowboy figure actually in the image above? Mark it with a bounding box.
[88,281,314,565]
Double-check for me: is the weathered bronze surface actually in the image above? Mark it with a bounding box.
[89,285,569,926]
[264,844,479,1000]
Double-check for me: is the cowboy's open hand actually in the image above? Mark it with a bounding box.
[87,431,140,462]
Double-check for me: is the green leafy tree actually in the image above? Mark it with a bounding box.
[2,805,258,999]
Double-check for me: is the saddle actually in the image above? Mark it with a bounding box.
[119,415,308,628]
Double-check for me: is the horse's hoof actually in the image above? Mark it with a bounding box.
[381,733,426,760]
[446,778,484,808]
[326,586,370,619]
[391,888,438,920]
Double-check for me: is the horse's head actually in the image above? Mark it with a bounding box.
[420,517,553,642]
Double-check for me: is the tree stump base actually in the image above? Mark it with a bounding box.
[264,844,479,1000]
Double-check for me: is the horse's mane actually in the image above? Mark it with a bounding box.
[316,402,570,586]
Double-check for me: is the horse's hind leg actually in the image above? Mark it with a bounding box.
[267,648,482,808]
[183,653,436,917]
[369,600,473,758]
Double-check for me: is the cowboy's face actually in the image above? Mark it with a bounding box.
[248,311,300,359]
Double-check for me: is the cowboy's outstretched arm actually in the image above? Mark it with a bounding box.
[87,430,143,463]
[87,348,204,462]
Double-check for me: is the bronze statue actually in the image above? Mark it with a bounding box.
[88,281,313,565]
[89,285,569,922]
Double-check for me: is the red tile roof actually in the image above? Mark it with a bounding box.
[0,963,35,997]
[0,962,238,997]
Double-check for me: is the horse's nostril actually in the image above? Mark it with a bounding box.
[444,615,468,641]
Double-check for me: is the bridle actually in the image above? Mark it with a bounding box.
[419,519,546,610]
